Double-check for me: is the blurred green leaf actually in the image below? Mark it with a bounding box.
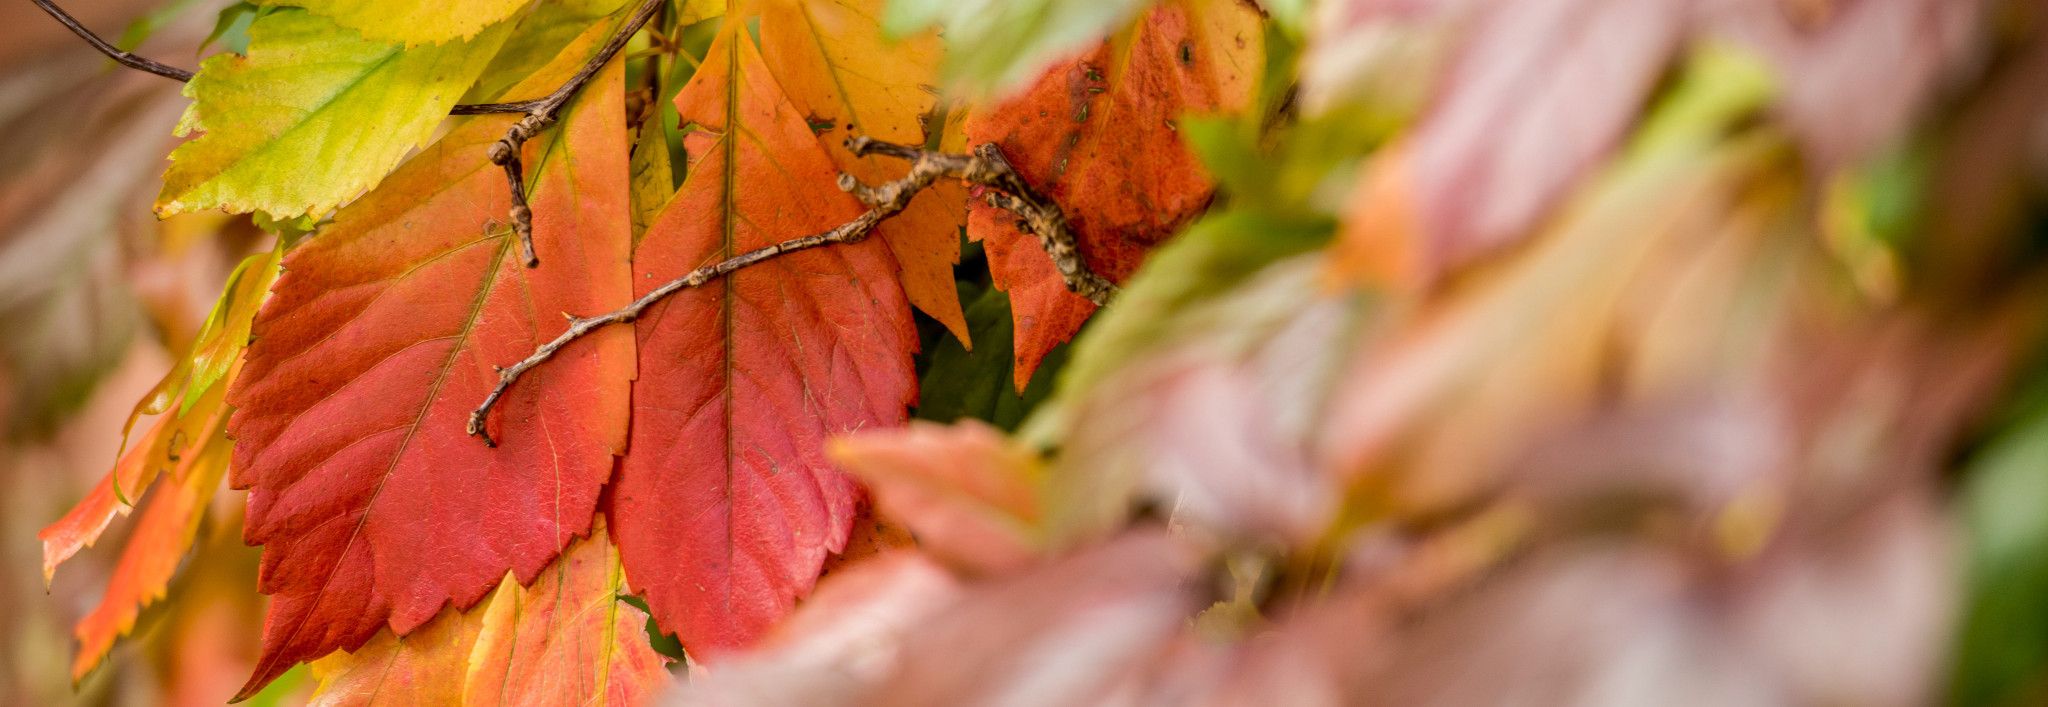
[117,0,206,52]
[1055,208,1334,397]
[1953,403,2048,706]
[885,0,1145,95]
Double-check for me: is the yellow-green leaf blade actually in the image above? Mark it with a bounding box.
[258,0,530,45]
[156,9,512,219]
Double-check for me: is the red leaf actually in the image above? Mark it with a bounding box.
[758,0,973,344]
[964,0,1263,389]
[610,27,917,659]
[223,40,635,698]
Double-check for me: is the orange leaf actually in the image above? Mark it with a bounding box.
[609,26,918,660]
[68,380,234,680]
[1326,143,1424,292]
[40,245,276,584]
[759,0,972,344]
[224,30,635,699]
[309,518,666,706]
[39,411,173,584]
[964,0,1262,389]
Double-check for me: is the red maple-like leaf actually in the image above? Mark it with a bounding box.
[608,27,917,659]
[222,45,635,698]
[964,0,1263,389]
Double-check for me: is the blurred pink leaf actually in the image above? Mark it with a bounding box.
[1409,0,1685,274]
[1700,0,1984,167]
[830,420,1043,576]
[676,553,962,706]
[1063,258,1351,546]
[866,529,1201,706]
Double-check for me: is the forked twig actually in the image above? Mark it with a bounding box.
[483,0,667,268]
[466,137,1119,445]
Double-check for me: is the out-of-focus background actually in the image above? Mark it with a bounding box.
[1,2,274,703]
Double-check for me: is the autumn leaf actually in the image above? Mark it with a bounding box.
[156,8,513,219]
[673,552,962,706]
[830,420,1044,575]
[1401,0,1685,277]
[255,0,531,46]
[1319,51,1777,511]
[38,247,276,584]
[223,28,634,698]
[609,25,917,658]
[308,596,486,707]
[759,0,971,343]
[70,395,234,681]
[308,517,668,707]
[1058,252,1351,547]
[965,0,1263,389]
[180,247,282,413]
[464,0,637,104]
[463,519,669,705]
[627,118,674,241]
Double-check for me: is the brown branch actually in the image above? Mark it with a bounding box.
[32,0,660,264]
[485,0,667,268]
[33,0,194,81]
[467,137,1120,445]
[43,0,662,270]
[33,0,534,113]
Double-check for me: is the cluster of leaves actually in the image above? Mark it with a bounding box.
[33,0,2048,704]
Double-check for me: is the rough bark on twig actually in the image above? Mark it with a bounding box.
[483,0,666,267]
[467,137,1120,445]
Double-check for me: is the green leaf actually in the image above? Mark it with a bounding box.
[156,9,513,219]
[918,282,1068,431]
[178,246,280,413]
[117,0,207,52]
[256,0,533,45]
[203,3,263,55]
[1054,209,1334,397]
[886,0,1147,95]
[1952,404,2048,706]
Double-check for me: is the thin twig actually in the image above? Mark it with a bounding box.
[467,137,1120,445]
[33,0,531,113]
[486,0,667,268]
[33,0,194,81]
[41,0,666,268]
